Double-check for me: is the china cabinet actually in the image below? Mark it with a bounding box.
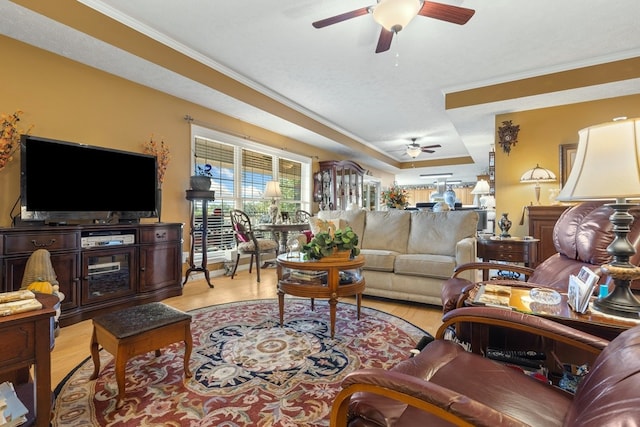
[314,160,365,210]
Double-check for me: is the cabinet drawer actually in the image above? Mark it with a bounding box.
[0,323,35,366]
[4,231,79,255]
[139,226,180,243]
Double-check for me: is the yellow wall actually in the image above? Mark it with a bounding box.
[494,95,640,237]
[3,34,639,244]
[0,36,394,236]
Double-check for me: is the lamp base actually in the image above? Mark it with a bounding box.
[592,264,640,319]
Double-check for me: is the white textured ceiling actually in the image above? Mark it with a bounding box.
[2,0,640,184]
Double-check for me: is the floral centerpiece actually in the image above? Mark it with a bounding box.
[142,134,170,186]
[301,226,360,260]
[381,184,409,209]
[0,110,33,172]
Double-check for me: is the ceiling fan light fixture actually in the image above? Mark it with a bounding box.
[373,0,422,33]
[406,144,422,158]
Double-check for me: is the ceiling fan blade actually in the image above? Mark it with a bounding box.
[421,144,442,150]
[375,28,394,53]
[312,7,370,28]
[418,1,475,25]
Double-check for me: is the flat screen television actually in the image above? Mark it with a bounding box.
[20,135,158,224]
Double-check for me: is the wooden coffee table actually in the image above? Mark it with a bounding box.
[276,254,365,338]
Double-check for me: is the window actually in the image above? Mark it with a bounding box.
[190,125,312,260]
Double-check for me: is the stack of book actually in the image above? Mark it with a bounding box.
[0,290,42,317]
[473,283,512,308]
[287,270,328,286]
[0,382,28,427]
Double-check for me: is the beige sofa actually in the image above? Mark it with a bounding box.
[316,209,478,306]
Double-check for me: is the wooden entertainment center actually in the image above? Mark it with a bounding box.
[0,222,183,326]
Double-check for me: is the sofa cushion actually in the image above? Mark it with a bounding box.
[317,210,366,243]
[360,249,397,272]
[362,211,411,253]
[407,211,478,256]
[394,254,457,279]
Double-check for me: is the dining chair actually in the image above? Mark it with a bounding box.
[229,209,278,282]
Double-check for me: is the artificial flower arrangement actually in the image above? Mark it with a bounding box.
[142,134,170,186]
[0,110,33,172]
[301,226,360,260]
[381,184,409,209]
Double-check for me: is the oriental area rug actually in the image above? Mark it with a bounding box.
[52,298,428,426]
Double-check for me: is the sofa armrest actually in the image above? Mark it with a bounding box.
[436,306,610,354]
[331,368,528,427]
[454,237,477,282]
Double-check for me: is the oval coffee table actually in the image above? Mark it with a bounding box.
[276,253,365,338]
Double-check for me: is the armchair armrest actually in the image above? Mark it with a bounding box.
[436,306,610,354]
[331,368,528,427]
[451,262,535,279]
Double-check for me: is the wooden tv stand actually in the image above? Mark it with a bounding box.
[0,223,183,326]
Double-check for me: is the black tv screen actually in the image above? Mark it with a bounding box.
[20,135,157,223]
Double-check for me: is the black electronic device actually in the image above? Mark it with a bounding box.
[19,135,158,224]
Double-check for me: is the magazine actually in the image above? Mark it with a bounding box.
[567,267,600,313]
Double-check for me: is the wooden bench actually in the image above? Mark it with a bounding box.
[89,302,192,408]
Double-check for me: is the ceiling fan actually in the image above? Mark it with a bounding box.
[404,139,442,158]
[312,0,475,53]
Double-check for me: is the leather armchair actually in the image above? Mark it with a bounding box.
[441,202,640,314]
[331,306,640,427]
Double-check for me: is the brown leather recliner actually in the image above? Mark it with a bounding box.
[441,202,640,314]
[331,306,640,427]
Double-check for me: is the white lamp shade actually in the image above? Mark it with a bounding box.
[470,179,491,194]
[557,118,640,202]
[520,164,557,183]
[263,180,282,199]
[373,0,422,32]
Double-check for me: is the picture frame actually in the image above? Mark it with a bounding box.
[559,143,577,187]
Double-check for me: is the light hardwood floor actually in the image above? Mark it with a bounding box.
[50,267,444,389]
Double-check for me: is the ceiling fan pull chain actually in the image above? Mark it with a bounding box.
[394,33,400,67]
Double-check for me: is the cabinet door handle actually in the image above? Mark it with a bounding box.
[31,238,56,248]
[156,232,167,239]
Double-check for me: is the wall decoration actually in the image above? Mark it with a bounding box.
[497,120,520,155]
[559,143,577,187]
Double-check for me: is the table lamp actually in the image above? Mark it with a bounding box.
[520,164,557,205]
[264,181,282,224]
[470,179,491,207]
[556,117,640,318]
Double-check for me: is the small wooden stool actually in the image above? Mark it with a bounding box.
[89,302,193,408]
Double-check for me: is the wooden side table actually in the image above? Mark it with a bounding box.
[276,254,365,338]
[0,293,58,427]
[477,236,539,280]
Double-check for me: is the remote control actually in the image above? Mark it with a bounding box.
[485,349,544,369]
[487,348,546,360]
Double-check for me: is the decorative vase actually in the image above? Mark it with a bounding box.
[155,187,162,223]
[498,213,512,238]
[444,188,456,209]
[190,175,211,191]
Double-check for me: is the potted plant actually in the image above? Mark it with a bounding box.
[190,163,213,190]
[301,226,360,261]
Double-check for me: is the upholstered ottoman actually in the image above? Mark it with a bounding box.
[89,302,193,407]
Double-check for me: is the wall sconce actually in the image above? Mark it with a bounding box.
[497,120,520,155]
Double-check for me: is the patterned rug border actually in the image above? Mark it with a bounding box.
[52,297,431,426]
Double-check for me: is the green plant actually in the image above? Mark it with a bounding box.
[301,226,360,260]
